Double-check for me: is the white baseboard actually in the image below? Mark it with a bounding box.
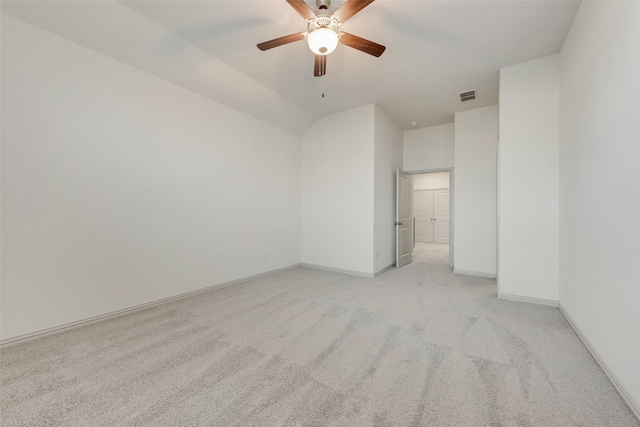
[559,304,640,423]
[453,269,497,279]
[498,292,558,307]
[374,264,394,277]
[300,263,374,278]
[0,264,300,348]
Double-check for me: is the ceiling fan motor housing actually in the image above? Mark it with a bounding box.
[308,15,341,31]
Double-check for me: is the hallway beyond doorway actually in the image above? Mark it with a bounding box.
[413,242,449,266]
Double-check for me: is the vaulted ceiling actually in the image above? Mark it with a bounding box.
[2,0,581,134]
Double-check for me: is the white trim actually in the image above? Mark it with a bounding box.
[497,292,558,307]
[450,168,454,269]
[496,148,501,296]
[405,167,453,174]
[374,264,394,277]
[453,269,497,279]
[0,264,300,348]
[300,263,374,278]
[559,304,640,423]
[414,187,449,192]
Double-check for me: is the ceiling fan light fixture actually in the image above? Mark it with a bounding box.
[307,27,339,55]
[257,0,385,76]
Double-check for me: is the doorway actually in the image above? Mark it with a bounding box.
[412,171,451,265]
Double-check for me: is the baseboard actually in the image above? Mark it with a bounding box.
[0,264,300,348]
[453,269,497,279]
[497,292,558,307]
[374,264,394,277]
[559,304,640,422]
[300,263,374,278]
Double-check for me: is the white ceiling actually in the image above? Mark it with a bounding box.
[2,0,581,134]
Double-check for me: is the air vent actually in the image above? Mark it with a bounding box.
[459,90,476,102]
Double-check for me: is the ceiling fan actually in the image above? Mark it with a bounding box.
[257,0,385,77]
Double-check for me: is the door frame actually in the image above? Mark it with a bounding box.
[406,168,454,269]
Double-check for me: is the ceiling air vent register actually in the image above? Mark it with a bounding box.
[459,90,476,102]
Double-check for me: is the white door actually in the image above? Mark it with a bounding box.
[434,189,450,244]
[396,170,412,268]
[414,190,434,243]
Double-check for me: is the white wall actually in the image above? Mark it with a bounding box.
[300,105,375,275]
[373,106,403,274]
[1,15,301,340]
[403,123,454,172]
[454,105,498,277]
[413,172,450,190]
[498,55,559,303]
[559,1,640,415]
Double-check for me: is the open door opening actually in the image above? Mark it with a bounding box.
[396,170,412,268]
[411,171,451,267]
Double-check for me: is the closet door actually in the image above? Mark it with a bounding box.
[434,190,450,244]
[414,190,434,243]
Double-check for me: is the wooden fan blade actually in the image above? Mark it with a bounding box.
[314,54,327,77]
[339,32,385,57]
[286,0,316,20]
[334,0,375,23]
[257,33,305,51]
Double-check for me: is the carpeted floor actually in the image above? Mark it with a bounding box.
[1,243,638,426]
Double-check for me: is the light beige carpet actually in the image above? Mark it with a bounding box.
[1,243,638,426]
